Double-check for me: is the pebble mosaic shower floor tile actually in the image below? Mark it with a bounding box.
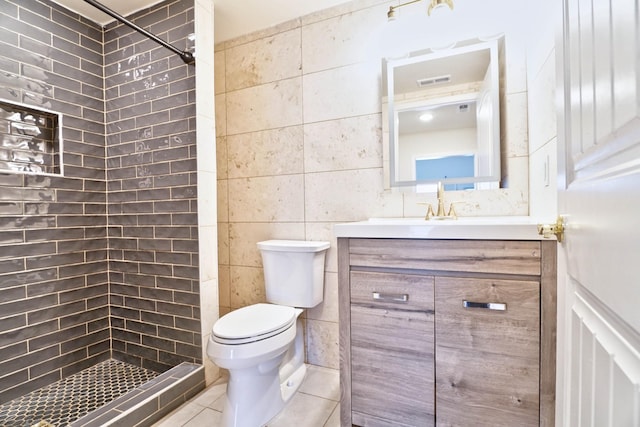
[0,359,158,427]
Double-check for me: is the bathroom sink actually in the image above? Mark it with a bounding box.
[334,216,547,240]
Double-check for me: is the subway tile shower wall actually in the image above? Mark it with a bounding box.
[0,0,199,403]
[104,0,199,373]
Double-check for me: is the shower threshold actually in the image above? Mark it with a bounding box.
[0,359,204,427]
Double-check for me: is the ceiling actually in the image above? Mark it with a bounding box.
[52,0,354,42]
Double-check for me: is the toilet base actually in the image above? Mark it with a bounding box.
[221,362,307,427]
[280,362,306,405]
[218,317,307,427]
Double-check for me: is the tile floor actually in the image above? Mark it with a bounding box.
[153,365,340,427]
[0,360,158,427]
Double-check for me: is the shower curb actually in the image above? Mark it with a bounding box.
[69,362,205,427]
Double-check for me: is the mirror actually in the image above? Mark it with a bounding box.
[382,38,501,190]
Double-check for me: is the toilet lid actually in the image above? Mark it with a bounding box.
[212,303,296,344]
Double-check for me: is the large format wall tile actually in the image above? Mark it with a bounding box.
[228,175,305,222]
[228,222,305,267]
[225,29,302,91]
[304,169,397,222]
[302,62,381,124]
[306,319,339,369]
[227,126,303,178]
[301,3,388,73]
[226,77,302,135]
[303,115,382,173]
[229,265,265,308]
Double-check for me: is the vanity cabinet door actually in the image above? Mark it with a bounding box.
[350,271,435,427]
[435,277,540,427]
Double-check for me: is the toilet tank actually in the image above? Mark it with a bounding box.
[257,240,330,308]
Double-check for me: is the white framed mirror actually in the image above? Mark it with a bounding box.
[382,38,501,190]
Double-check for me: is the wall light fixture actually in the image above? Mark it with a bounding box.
[387,0,454,21]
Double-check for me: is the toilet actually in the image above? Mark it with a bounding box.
[207,239,330,427]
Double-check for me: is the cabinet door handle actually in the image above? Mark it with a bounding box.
[372,292,409,303]
[463,300,506,311]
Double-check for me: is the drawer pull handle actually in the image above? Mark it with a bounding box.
[463,300,506,311]
[372,292,409,303]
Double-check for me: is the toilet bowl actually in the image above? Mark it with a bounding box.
[206,240,330,427]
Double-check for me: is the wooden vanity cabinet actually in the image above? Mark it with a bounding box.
[338,238,557,427]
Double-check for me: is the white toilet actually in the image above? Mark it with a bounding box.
[207,239,330,427]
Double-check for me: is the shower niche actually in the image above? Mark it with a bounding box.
[0,100,62,175]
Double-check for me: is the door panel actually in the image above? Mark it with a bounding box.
[558,0,640,425]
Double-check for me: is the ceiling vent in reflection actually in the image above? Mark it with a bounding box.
[416,75,451,87]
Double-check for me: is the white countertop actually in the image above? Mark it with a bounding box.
[334,216,552,241]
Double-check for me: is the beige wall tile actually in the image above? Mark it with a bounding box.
[215,94,226,137]
[214,50,225,95]
[503,92,530,157]
[216,178,228,222]
[303,115,382,173]
[304,169,402,222]
[228,126,304,178]
[402,184,529,218]
[216,135,228,180]
[218,266,231,316]
[306,319,339,369]
[227,77,303,135]
[228,175,305,222]
[229,222,306,267]
[223,18,301,50]
[217,221,229,265]
[528,52,557,154]
[304,222,338,273]
[302,4,389,73]
[300,0,388,26]
[307,271,339,323]
[230,265,266,308]
[302,61,381,123]
[503,155,530,198]
[503,30,529,95]
[226,29,302,91]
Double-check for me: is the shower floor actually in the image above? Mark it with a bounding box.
[0,359,158,427]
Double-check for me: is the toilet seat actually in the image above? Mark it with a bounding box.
[212,303,296,345]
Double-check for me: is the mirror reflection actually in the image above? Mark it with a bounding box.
[383,38,501,190]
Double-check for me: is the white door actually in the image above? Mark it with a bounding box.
[557,0,640,425]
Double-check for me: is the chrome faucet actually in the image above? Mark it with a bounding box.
[423,182,458,220]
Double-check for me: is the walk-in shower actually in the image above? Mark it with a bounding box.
[0,0,206,424]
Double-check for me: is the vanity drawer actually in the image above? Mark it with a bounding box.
[350,270,434,311]
[435,276,540,426]
[348,239,542,276]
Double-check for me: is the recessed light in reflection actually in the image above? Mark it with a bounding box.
[419,112,434,122]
